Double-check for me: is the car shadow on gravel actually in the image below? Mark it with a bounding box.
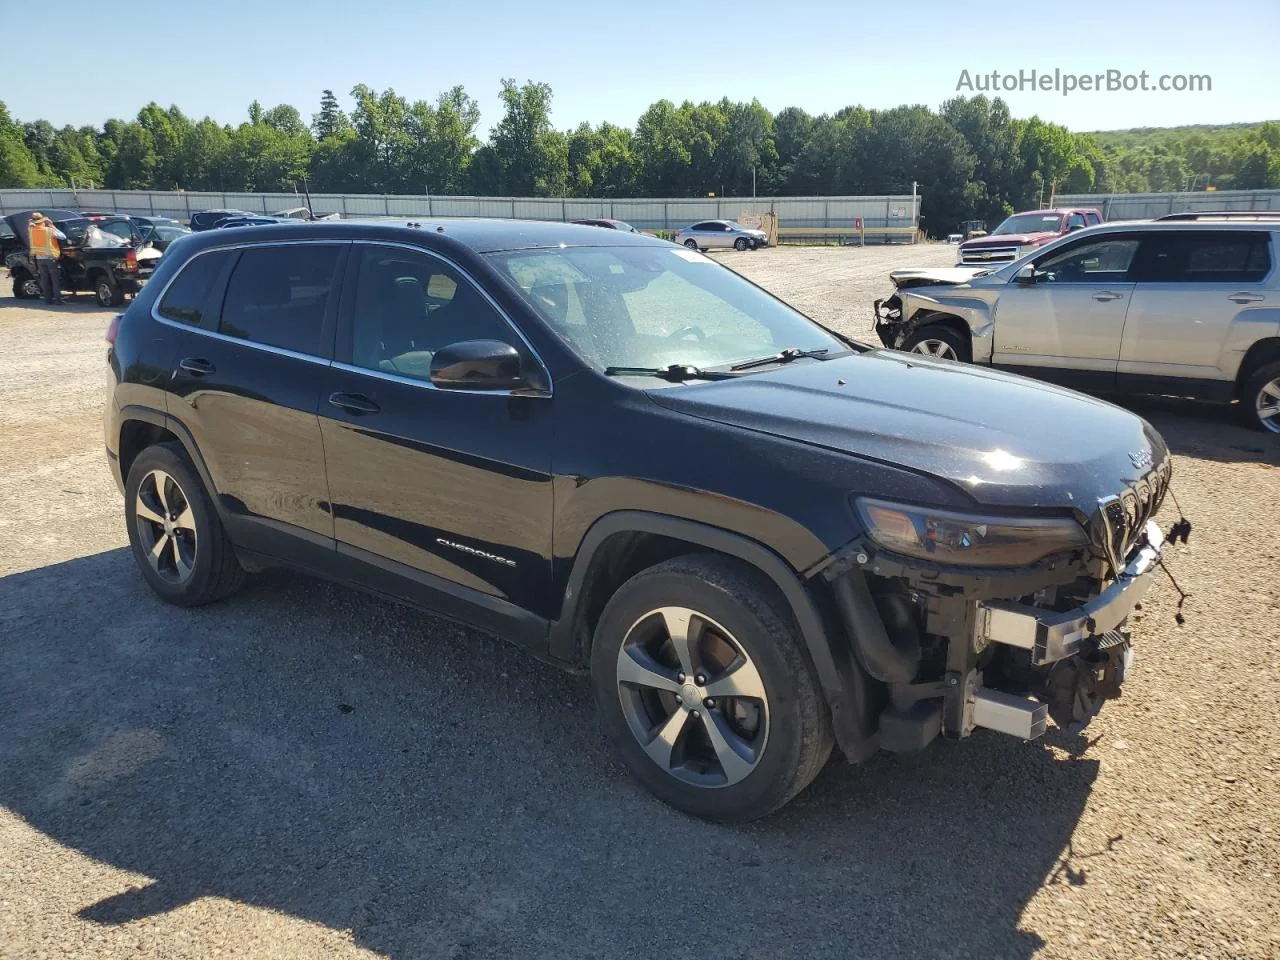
[0,548,1099,959]
[1109,395,1280,466]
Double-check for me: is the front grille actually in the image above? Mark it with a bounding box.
[1092,458,1171,576]
[959,245,1019,263]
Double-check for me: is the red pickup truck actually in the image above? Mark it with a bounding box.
[956,207,1103,265]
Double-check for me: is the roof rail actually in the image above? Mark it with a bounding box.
[1156,211,1280,222]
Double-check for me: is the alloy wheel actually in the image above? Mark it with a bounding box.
[615,606,769,787]
[134,469,198,583]
[23,278,41,298]
[1257,377,1280,433]
[96,280,114,307]
[911,339,958,360]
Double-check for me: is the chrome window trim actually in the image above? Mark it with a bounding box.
[345,239,552,394]
[150,236,553,395]
[149,239,348,363]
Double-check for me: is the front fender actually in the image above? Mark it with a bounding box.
[550,509,878,761]
[899,290,997,363]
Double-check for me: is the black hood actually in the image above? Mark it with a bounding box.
[647,351,1168,511]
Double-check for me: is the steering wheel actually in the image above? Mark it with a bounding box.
[666,324,707,342]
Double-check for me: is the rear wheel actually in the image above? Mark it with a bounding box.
[124,443,245,606]
[901,323,971,362]
[683,238,699,249]
[94,273,124,307]
[591,554,833,822]
[1243,360,1280,433]
[734,237,750,251]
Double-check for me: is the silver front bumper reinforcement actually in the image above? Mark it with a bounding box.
[975,520,1165,666]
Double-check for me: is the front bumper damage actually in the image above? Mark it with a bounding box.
[823,518,1171,755]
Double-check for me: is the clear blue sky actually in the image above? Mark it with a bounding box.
[12,0,1279,134]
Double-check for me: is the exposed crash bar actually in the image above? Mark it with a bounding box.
[976,520,1166,665]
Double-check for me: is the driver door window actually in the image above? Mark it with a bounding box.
[346,245,517,382]
[1034,237,1139,283]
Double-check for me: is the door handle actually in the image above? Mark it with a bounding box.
[328,392,380,415]
[1228,292,1265,304]
[179,357,216,376]
[1092,291,1125,302]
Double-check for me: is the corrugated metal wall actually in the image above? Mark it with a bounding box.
[1056,189,1280,221]
[0,188,921,234]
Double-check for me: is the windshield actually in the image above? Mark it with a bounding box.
[487,245,843,372]
[992,213,1063,236]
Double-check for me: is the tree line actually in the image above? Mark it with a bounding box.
[1,82,1278,234]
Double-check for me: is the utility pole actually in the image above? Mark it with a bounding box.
[752,166,756,199]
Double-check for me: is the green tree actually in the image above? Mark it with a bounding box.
[0,102,43,187]
[487,79,565,195]
[312,89,351,141]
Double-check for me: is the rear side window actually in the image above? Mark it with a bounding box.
[157,250,233,325]
[218,245,341,355]
[1132,232,1272,283]
[1086,211,1102,225]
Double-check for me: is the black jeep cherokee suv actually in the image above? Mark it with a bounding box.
[105,219,1175,821]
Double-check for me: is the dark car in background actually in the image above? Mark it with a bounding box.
[189,209,257,232]
[215,216,287,229]
[5,209,146,305]
[128,216,192,253]
[106,218,1177,821]
[570,218,642,233]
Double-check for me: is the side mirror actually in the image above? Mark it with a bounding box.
[429,339,526,391]
[1014,265,1041,285]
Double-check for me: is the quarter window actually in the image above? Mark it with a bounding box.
[1034,237,1140,282]
[157,250,233,326]
[218,245,341,355]
[348,245,517,381]
[1131,232,1272,283]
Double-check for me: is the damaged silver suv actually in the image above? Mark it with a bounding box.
[875,212,1280,432]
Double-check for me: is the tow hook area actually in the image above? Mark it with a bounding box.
[1037,631,1132,732]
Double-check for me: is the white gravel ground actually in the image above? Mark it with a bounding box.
[1,243,1277,959]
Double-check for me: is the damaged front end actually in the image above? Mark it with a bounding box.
[821,457,1179,754]
[873,267,990,350]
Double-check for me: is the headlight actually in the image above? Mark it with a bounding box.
[854,498,1090,568]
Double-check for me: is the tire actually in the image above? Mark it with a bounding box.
[12,270,39,299]
[124,442,245,606]
[900,323,971,363]
[1242,359,1280,433]
[591,554,833,822]
[94,273,123,308]
[734,237,750,251]
[683,239,699,249]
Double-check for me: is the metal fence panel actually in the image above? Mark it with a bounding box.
[0,187,935,234]
[1058,190,1280,220]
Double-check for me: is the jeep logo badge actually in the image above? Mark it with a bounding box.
[1129,450,1153,470]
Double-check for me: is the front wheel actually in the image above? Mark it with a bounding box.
[900,323,971,362]
[12,270,39,299]
[1243,360,1280,433]
[124,443,245,605]
[591,554,833,822]
[734,237,749,251]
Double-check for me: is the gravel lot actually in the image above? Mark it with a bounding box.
[1,242,1277,960]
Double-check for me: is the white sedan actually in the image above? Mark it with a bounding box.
[674,220,768,251]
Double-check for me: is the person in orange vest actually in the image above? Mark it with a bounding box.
[28,212,67,304]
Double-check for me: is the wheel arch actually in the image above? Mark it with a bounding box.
[116,408,223,518]
[1235,337,1280,399]
[550,511,878,760]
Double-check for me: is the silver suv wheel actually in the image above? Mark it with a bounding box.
[910,339,959,360]
[1256,376,1280,433]
[615,606,769,787]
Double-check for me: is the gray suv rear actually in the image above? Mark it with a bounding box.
[874,212,1280,432]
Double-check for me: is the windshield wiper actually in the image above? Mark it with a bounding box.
[603,364,737,382]
[729,347,831,372]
